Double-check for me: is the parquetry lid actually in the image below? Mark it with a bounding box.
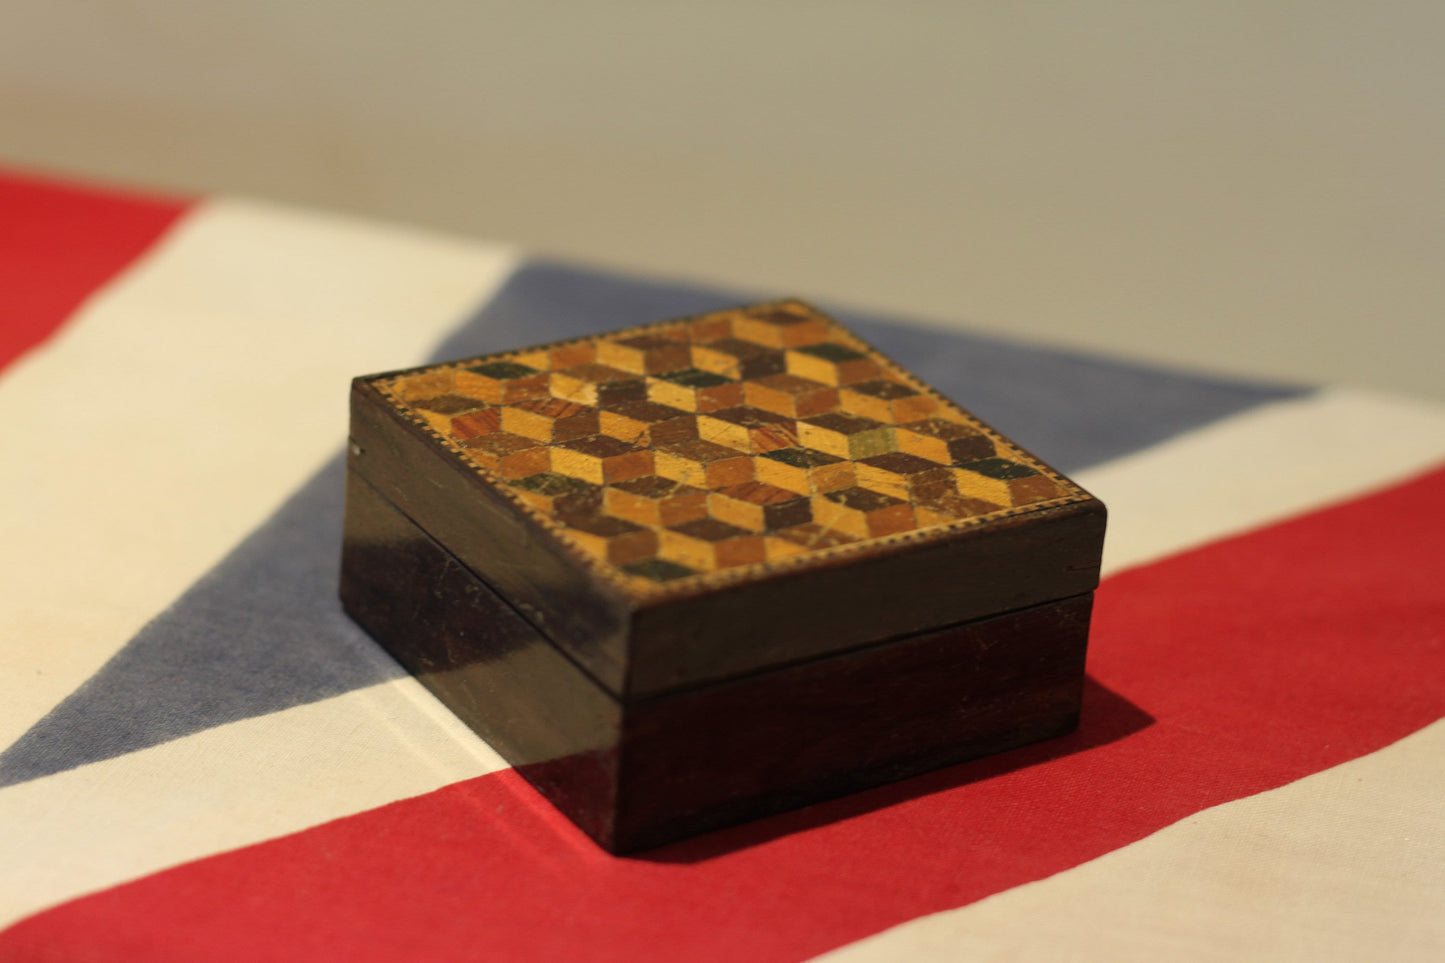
[348,300,1105,698]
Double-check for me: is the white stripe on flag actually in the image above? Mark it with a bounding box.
[1075,388,1445,577]
[0,198,517,747]
[814,717,1445,962]
[0,676,508,928]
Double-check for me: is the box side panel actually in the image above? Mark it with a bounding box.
[340,468,622,849]
[349,381,632,695]
[614,593,1093,853]
[629,499,1104,696]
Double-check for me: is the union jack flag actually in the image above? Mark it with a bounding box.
[2,169,1442,961]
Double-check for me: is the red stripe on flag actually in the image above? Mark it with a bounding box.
[0,169,188,374]
[5,465,1444,962]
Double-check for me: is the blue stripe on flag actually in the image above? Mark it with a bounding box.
[0,262,1307,786]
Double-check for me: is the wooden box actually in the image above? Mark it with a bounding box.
[340,300,1106,853]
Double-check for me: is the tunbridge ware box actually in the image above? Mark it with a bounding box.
[340,300,1106,853]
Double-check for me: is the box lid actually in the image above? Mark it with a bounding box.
[348,300,1105,700]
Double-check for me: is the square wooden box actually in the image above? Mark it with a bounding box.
[340,300,1106,853]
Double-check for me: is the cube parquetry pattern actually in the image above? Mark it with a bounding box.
[372,301,1083,591]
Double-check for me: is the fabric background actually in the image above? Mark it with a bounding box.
[1,168,1441,961]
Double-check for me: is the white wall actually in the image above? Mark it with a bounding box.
[3,2,1442,400]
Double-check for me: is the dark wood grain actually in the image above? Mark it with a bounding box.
[342,302,1108,852]
[340,469,622,843]
[341,469,1092,853]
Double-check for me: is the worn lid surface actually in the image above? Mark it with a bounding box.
[350,300,1105,698]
